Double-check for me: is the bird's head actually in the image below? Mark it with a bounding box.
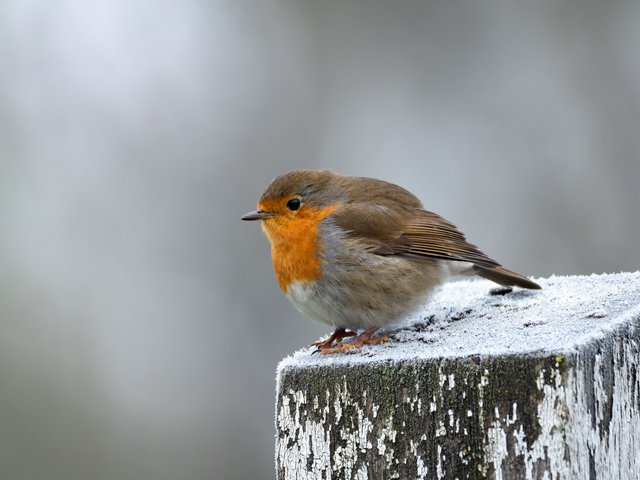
[241,170,343,245]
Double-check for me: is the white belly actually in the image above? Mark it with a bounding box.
[285,281,335,327]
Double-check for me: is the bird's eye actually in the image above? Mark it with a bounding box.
[286,198,301,211]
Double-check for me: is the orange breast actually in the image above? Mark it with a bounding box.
[260,205,338,292]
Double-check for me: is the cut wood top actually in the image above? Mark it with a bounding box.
[278,272,640,372]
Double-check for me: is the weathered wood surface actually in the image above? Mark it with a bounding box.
[275,272,640,479]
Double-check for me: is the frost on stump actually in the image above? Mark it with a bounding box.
[275,272,640,479]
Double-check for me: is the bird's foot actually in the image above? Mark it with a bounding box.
[318,327,388,355]
[312,327,357,350]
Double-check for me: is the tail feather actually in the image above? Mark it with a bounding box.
[473,265,541,290]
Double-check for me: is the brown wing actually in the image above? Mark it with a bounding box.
[393,210,500,269]
[331,205,494,263]
[330,203,408,255]
[332,206,541,289]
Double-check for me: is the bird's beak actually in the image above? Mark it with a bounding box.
[241,210,275,221]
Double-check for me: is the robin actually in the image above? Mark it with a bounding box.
[242,170,540,354]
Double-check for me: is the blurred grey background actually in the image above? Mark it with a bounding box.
[1,1,638,479]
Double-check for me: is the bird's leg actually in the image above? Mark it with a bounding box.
[319,326,388,355]
[312,327,357,350]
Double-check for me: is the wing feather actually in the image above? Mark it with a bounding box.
[330,202,540,289]
[393,210,500,268]
[332,205,497,266]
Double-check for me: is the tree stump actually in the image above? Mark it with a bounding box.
[275,272,640,479]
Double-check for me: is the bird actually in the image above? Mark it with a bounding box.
[241,169,540,354]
